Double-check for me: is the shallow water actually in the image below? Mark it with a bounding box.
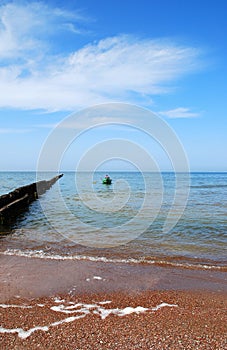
[0,172,226,270]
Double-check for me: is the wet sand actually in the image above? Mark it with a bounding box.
[0,255,227,349]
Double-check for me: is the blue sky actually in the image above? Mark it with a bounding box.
[0,0,226,171]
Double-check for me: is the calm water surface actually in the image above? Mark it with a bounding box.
[0,172,226,270]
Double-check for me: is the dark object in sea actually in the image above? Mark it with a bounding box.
[0,174,63,225]
[102,176,112,185]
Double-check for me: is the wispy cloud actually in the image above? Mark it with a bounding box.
[0,2,203,112]
[159,107,201,119]
[0,2,84,59]
[0,128,32,134]
[33,123,59,129]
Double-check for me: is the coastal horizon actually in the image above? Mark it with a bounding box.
[1,0,227,348]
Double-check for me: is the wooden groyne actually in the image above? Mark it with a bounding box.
[0,174,63,225]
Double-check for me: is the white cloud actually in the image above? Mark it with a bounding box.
[0,128,31,134]
[159,107,201,119]
[0,2,47,59]
[0,2,83,59]
[34,123,59,129]
[0,2,203,112]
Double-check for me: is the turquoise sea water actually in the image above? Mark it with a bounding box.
[0,172,226,269]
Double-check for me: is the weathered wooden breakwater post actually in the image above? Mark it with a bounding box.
[0,174,63,225]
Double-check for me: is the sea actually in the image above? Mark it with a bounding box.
[0,171,226,271]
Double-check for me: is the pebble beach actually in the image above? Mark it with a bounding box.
[0,255,226,349]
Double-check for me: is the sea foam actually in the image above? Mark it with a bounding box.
[0,299,178,339]
[1,248,224,270]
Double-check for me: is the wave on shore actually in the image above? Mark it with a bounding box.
[1,248,226,271]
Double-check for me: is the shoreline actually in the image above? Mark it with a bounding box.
[0,254,227,349]
[0,254,226,302]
